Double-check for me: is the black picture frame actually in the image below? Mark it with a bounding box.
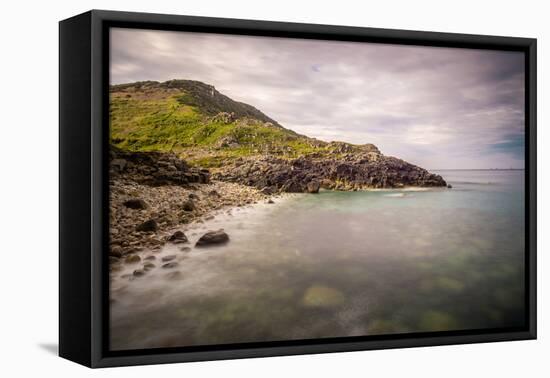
[59,9,537,368]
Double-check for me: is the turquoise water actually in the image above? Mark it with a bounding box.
[110,170,526,350]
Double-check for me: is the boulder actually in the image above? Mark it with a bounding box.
[123,199,148,210]
[195,229,229,247]
[136,219,158,232]
[306,180,320,193]
[168,230,188,244]
[124,254,141,264]
[182,200,196,212]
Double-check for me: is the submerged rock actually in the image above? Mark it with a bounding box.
[165,271,183,280]
[133,269,145,277]
[161,255,177,262]
[162,262,179,269]
[195,229,230,247]
[302,285,345,308]
[124,254,141,264]
[143,263,156,271]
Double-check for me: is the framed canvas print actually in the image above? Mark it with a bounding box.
[59,10,537,368]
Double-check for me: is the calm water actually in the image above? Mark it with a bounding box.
[110,170,526,350]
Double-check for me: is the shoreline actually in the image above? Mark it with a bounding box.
[109,181,447,258]
[109,179,272,259]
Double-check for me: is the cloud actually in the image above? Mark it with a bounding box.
[110,28,525,169]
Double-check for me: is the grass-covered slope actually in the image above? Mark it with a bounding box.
[110,80,335,167]
[109,80,382,167]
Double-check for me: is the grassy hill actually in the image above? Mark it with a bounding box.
[110,79,446,190]
[110,80,378,167]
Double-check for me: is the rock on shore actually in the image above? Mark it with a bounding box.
[109,150,267,257]
[214,144,446,192]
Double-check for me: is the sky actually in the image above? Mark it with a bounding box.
[110,28,526,169]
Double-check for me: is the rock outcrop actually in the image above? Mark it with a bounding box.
[110,147,210,186]
[214,147,446,192]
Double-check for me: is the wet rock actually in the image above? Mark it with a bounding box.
[162,262,179,269]
[168,230,188,244]
[179,246,192,252]
[144,255,156,261]
[123,198,148,210]
[195,229,230,247]
[161,255,177,262]
[133,269,146,277]
[188,193,199,200]
[143,263,156,271]
[447,184,453,189]
[306,180,320,194]
[109,256,120,264]
[267,199,275,204]
[136,219,158,232]
[124,254,141,264]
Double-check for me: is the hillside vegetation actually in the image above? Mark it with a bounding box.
[110,80,377,167]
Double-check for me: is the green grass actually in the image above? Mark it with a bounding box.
[110,87,344,167]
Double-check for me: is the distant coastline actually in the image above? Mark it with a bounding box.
[430,168,525,171]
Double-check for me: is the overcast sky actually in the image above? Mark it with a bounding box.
[111,28,525,169]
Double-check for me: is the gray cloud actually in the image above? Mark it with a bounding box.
[110,28,525,169]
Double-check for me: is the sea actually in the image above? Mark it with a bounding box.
[110,169,526,350]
